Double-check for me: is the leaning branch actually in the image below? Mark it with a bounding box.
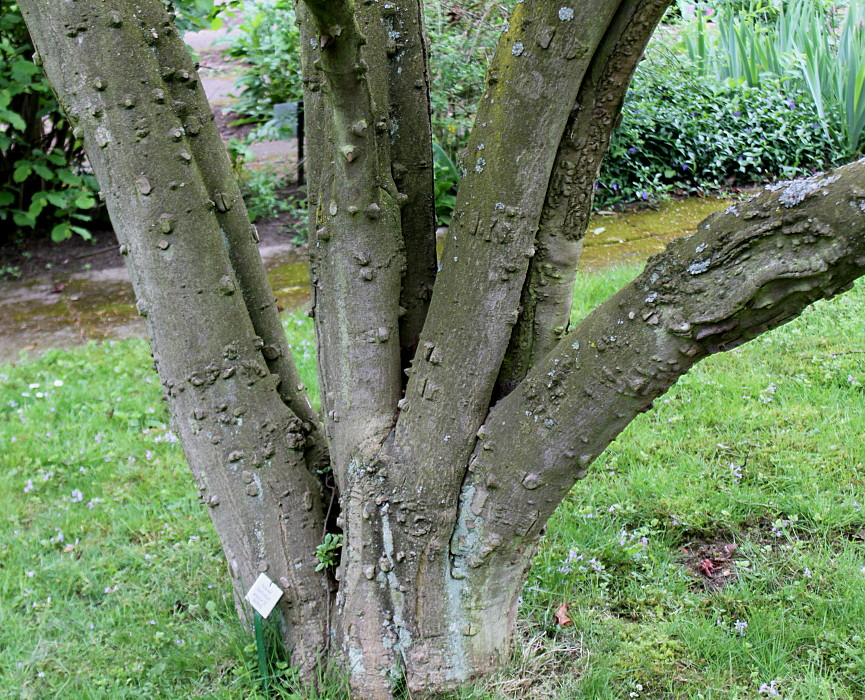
[496,0,671,396]
[18,0,331,668]
[447,161,865,668]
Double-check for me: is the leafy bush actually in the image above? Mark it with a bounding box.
[597,53,841,207]
[224,0,303,130]
[0,0,102,243]
[226,138,291,223]
[681,0,865,155]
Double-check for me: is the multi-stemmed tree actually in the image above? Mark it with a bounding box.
[18,0,865,696]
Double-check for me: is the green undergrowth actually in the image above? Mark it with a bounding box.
[2,270,865,698]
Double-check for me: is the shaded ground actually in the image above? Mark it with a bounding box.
[0,196,732,364]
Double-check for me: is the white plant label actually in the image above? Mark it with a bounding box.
[244,573,283,618]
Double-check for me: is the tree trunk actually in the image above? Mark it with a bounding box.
[20,0,865,697]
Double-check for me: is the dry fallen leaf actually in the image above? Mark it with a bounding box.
[554,602,573,627]
[698,559,717,578]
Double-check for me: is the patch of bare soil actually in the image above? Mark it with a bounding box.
[0,199,305,285]
[213,108,255,142]
[677,540,740,592]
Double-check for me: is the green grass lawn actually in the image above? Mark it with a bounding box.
[2,267,864,699]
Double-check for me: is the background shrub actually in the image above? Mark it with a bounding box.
[0,0,101,244]
[225,0,303,136]
[596,50,842,207]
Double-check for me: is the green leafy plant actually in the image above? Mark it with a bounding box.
[597,49,841,206]
[226,137,298,225]
[0,0,103,243]
[225,0,303,133]
[680,0,865,155]
[315,533,343,571]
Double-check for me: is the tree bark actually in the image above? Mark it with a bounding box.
[21,0,865,697]
[18,0,331,671]
[496,0,671,396]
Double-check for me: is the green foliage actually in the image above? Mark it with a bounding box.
[225,0,303,131]
[164,0,241,33]
[220,0,306,230]
[596,51,841,207]
[432,141,459,226]
[0,1,102,243]
[681,0,865,155]
[314,533,343,571]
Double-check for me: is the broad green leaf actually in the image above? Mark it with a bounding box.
[45,151,67,166]
[56,169,82,186]
[45,192,67,208]
[0,108,27,131]
[12,163,32,183]
[13,211,35,227]
[51,222,71,242]
[32,164,55,181]
[70,225,93,240]
[27,198,46,218]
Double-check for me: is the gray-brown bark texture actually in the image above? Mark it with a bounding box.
[21,0,865,697]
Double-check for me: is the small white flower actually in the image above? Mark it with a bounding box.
[758,680,781,696]
[558,7,574,20]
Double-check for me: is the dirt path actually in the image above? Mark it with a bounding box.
[0,195,731,364]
